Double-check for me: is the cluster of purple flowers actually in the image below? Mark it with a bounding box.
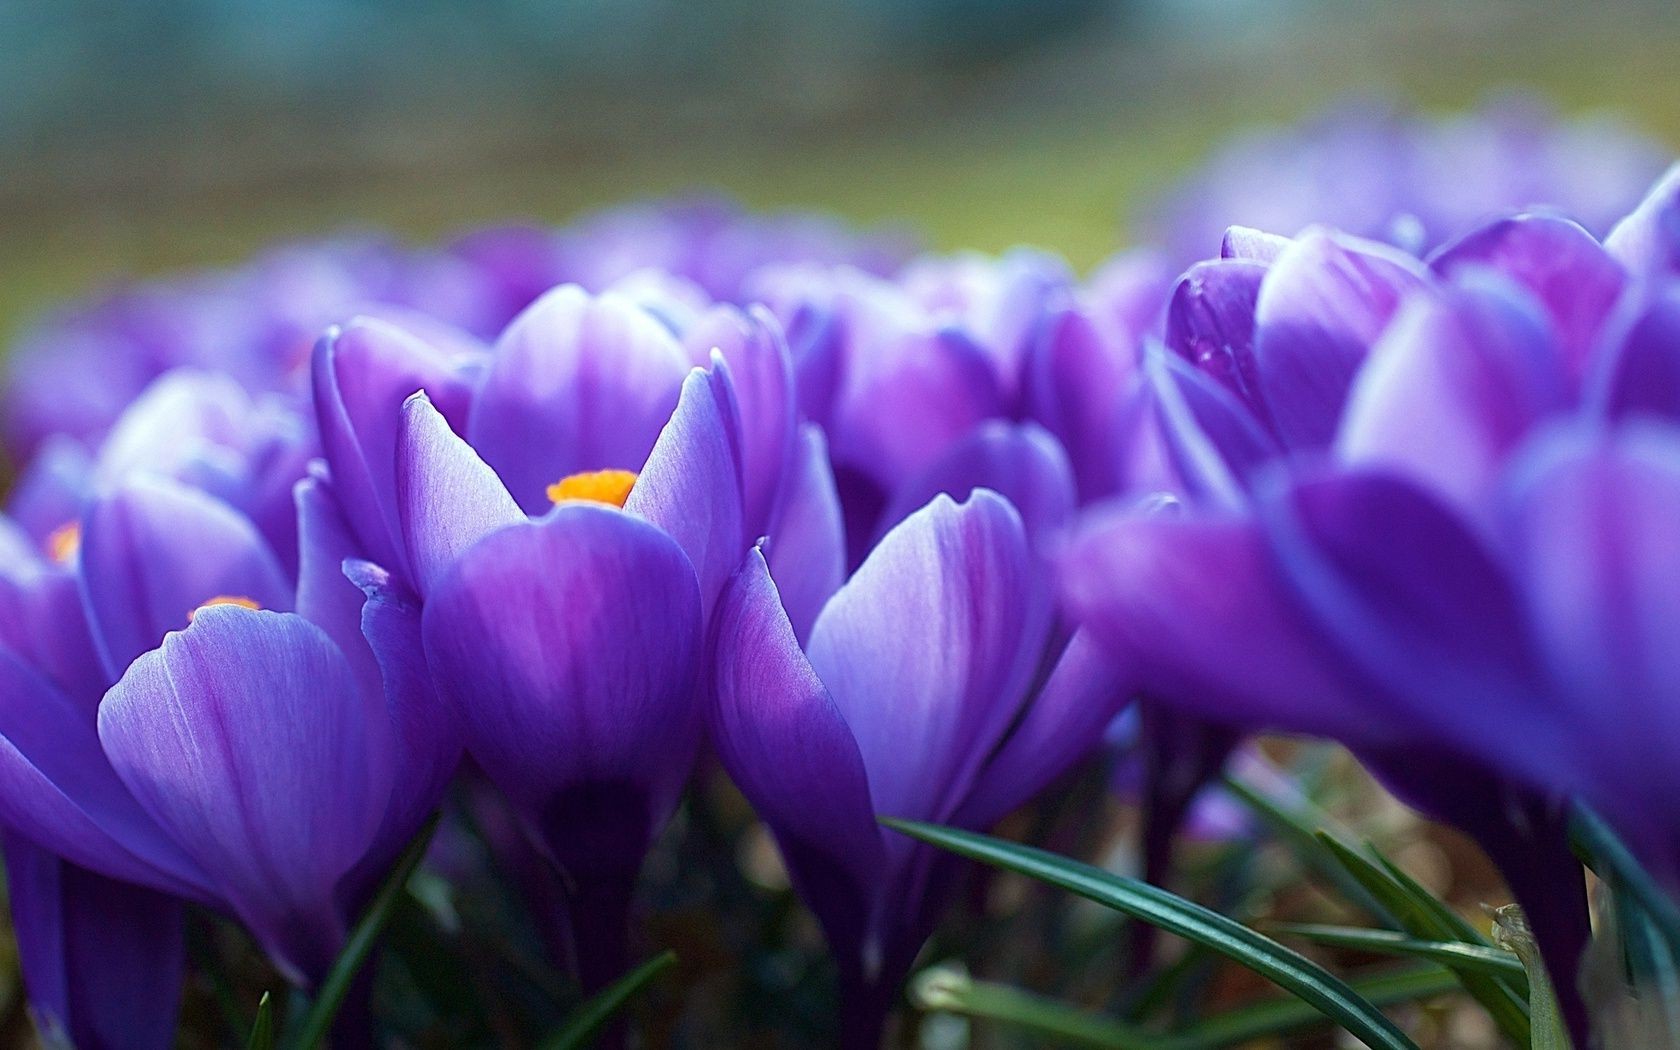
[2,105,1678,1047]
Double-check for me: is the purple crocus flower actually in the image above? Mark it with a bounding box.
[712,491,1131,1045]
[1066,168,1680,1040]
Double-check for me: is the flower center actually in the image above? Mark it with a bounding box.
[189,595,262,621]
[44,522,80,565]
[546,469,638,508]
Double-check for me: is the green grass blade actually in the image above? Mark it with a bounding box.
[883,818,1422,1050]
[1491,906,1573,1050]
[291,814,440,1050]
[1570,803,1680,956]
[536,950,678,1050]
[915,963,1461,1050]
[246,992,275,1050]
[1312,831,1530,1043]
[1222,773,1396,922]
[1271,924,1527,983]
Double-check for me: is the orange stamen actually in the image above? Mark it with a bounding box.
[546,469,638,508]
[44,522,81,565]
[189,595,262,622]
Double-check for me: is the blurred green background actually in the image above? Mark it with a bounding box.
[4,0,1679,340]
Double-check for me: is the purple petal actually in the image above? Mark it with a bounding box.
[681,305,797,536]
[1165,259,1269,419]
[1336,277,1567,519]
[98,607,393,983]
[5,838,183,1050]
[467,285,691,513]
[1591,288,1680,424]
[1507,424,1680,857]
[765,425,846,646]
[1022,305,1139,502]
[1253,230,1430,449]
[5,436,93,544]
[875,421,1076,552]
[421,505,702,879]
[711,548,885,965]
[1605,161,1680,279]
[806,491,1050,827]
[80,477,292,681]
[1060,505,1388,743]
[1221,226,1291,263]
[1145,349,1281,505]
[623,365,746,615]
[1259,469,1551,761]
[957,630,1132,828]
[396,392,523,597]
[313,317,480,574]
[1429,214,1627,378]
[295,473,384,705]
[0,647,209,897]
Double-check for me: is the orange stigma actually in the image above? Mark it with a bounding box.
[546,469,638,508]
[189,595,262,622]
[44,522,81,565]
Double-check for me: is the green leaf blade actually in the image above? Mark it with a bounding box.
[537,950,678,1050]
[884,818,1423,1050]
[246,991,275,1050]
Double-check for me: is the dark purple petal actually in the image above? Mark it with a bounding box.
[395,392,523,597]
[1253,230,1430,449]
[295,472,384,706]
[1591,288,1680,424]
[80,477,292,681]
[1165,259,1269,419]
[1429,214,1627,378]
[5,838,184,1050]
[681,306,797,536]
[1145,349,1281,505]
[623,365,746,615]
[805,491,1050,828]
[1060,505,1391,744]
[1336,277,1567,518]
[1259,469,1553,765]
[711,548,885,966]
[875,421,1077,552]
[421,505,702,880]
[765,425,846,645]
[468,285,690,513]
[314,317,480,574]
[98,607,394,984]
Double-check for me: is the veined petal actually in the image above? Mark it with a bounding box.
[396,392,523,597]
[1253,229,1430,449]
[806,491,1049,827]
[765,425,846,645]
[1145,348,1281,506]
[1337,277,1567,519]
[80,476,292,682]
[313,317,480,574]
[623,365,746,615]
[682,305,797,536]
[711,548,886,966]
[468,285,691,513]
[1164,259,1269,419]
[1022,306,1137,502]
[421,505,702,880]
[98,607,393,983]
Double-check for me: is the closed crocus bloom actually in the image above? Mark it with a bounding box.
[713,491,1130,1046]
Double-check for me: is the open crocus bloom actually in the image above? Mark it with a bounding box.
[712,490,1130,1046]
[1063,166,1680,1043]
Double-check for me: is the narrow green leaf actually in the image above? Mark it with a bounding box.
[883,818,1422,1050]
[1222,773,1396,922]
[536,950,678,1050]
[246,992,275,1050]
[914,963,1461,1050]
[291,814,440,1050]
[1313,830,1531,1044]
[1271,923,1528,983]
[1570,803,1680,956]
[1491,905,1573,1050]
